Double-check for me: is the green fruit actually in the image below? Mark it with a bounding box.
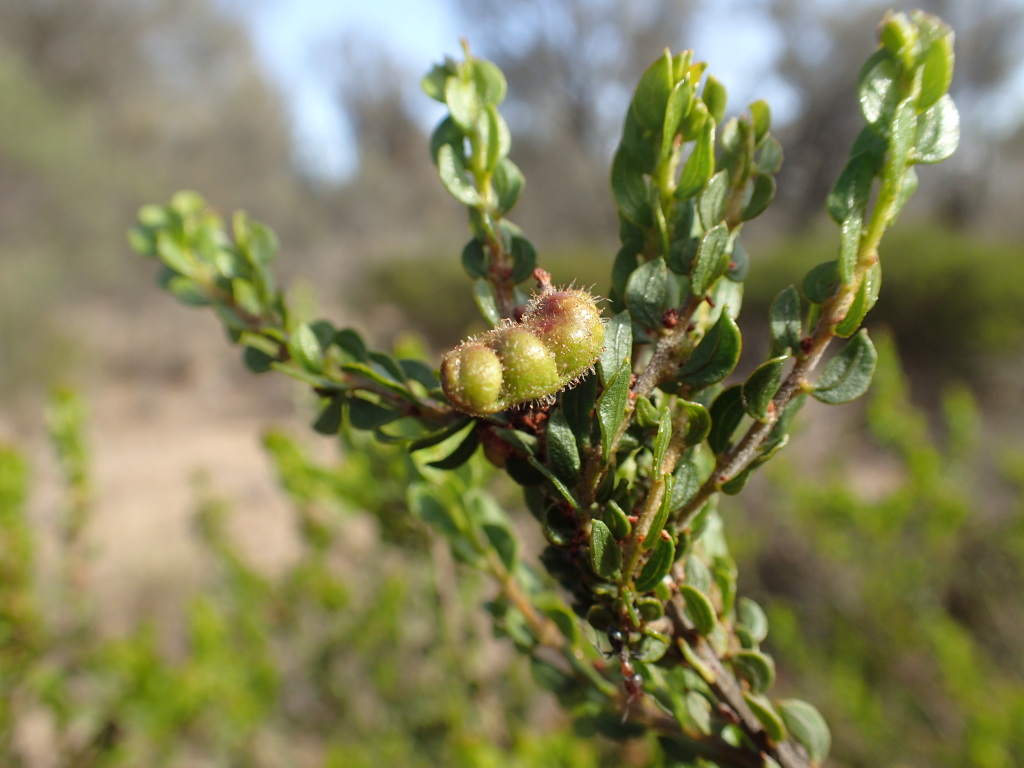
[440,342,503,416]
[493,327,560,403]
[440,287,606,416]
[524,289,605,377]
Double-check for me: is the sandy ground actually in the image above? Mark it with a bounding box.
[8,299,320,636]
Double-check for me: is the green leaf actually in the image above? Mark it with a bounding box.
[611,149,652,227]
[437,143,481,206]
[837,215,863,285]
[617,108,658,176]
[626,258,677,329]
[598,360,632,460]
[635,535,675,592]
[461,238,488,278]
[422,63,452,102]
[732,650,775,694]
[408,417,473,452]
[288,323,324,373]
[857,49,900,129]
[690,223,730,296]
[886,97,917,180]
[471,59,507,105]
[546,408,581,486]
[702,75,727,125]
[661,80,694,158]
[493,429,579,508]
[473,279,500,326]
[482,521,517,570]
[493,157,525,213]
[678,400,711,447]
[912,94,959,164]
[427,427,480,469]
[677,312,742,388]
[918,32,954,111]
[164,274,209,306]
[601,500,633,540]
[528,598,577,649]
[826,134,882,223]
[742,356,788,421]
[742,173,776,221]
[726,238,749,282]
[561,374,598,451]
[543,503,577,547]
[676,117,716,199]
[348,397,402,431]
[777,699,831,765]
[680,584,716,635]
[590,519,622,579]
[707,384,745,455]
[156,232,198,277]
[634,395,660,428]
[642,476,673,551]
[755,135,784,174]
[599,312,633,387]
[801,260,839,305]
[743,693,787,743]
[312,397,343,435]
[503,230,536,286]
[408,485,477,564]
[769,285,803,355]
[697,169,730,229]
[749,99,771,144]
[737,597,769,645]
[445,76,480,133]
[632,50,673,131]
[835,260,881,338]
[243,344,276,374]
[652,408,672,472]
[429,116,463,163]
[812,330,877,404]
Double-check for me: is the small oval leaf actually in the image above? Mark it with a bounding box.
[590,519,622,579]
[677,313,742,388]
[733,649,776,694]
[743,693,787,744]
[769,285,803,355]
[680,584,717,635]
[777,699,831,765]
[635,535,675,593]
[812,330,877,405]
[741,356,788,421]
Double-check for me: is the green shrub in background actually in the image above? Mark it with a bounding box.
[4,10,1004,768]
[729,334,1024,766]
[1,390,613,767]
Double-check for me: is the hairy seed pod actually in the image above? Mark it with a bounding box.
[440,287,605,416]
[524,289,605,377]
[491,327,561,403]
[439,342,504,415]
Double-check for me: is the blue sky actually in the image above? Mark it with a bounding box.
[236,0,1024,181]
[243,0,462,178]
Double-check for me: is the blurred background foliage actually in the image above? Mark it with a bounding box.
[1,0,1023,766]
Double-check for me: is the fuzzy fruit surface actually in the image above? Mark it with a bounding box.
[440,343,504,415]
[440,287,606,416]
[525,289,605,376]
[492,327,560,403]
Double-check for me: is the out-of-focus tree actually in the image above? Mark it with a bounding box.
[0,0,299,395]
[0,0,295,223]
[325,32,451,244]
